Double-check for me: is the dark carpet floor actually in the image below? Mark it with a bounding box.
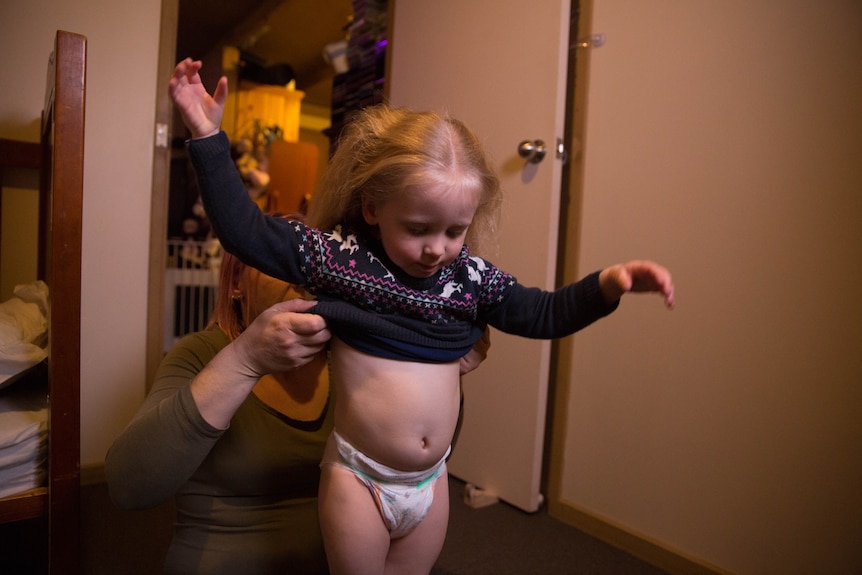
[432,476,668,575]
[70,475,669,574]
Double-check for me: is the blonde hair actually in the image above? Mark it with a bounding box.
[307,104,502,257]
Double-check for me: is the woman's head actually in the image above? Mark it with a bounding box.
[210,215,311,340]
[307,104,502,258]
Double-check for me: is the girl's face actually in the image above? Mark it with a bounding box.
[362,181,481,278]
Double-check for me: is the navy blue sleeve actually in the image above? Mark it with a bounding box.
[482,271,619,339]
[186,132,310,286]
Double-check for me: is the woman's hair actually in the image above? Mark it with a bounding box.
[208,249,246,340]
[307,104,502,257]
[209,213,301,340]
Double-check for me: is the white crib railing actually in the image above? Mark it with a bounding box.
[163,239,222,353]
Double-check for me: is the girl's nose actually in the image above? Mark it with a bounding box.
[423,237,445,259]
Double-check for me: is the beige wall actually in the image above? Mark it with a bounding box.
[0,0,162,465]
[557,1,862,574]
[2,1,860,573]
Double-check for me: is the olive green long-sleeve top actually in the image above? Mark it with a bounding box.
[105,326,333,574]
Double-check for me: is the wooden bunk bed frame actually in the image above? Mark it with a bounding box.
[0,30,85,574]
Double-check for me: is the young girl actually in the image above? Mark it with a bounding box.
[170,58,675,575]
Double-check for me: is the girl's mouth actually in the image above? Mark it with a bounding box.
[417,263,439,276]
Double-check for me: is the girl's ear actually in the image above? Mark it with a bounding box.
[361,195,378,225]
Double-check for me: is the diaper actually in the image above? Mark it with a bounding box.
[322,430,449,538]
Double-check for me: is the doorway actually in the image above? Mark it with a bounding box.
[147,0,384,380]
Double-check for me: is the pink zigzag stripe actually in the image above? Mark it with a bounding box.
[314,240,476,310]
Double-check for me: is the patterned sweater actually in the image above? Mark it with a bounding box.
[188,132,618,361]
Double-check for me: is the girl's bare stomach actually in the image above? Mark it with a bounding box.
[329,338,461,472]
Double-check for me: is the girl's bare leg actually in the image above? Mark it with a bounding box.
[384,472,450,575]
[319,463,390,575]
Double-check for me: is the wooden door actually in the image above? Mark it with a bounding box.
[388,0,572,512]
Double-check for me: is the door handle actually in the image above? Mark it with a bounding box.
[518,140,547,164]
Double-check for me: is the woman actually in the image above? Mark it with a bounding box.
[106,243,333,573]
[105,237,488,574]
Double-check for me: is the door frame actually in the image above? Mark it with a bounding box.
[146,0,179,388]
[544,0,586,501]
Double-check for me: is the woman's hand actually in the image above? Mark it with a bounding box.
[233,299,331,377]
[460,328,491,376]
[168,58,228,139]
[599,260,676,309]
[191,299,330,429]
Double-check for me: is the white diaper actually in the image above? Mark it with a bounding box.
[322,430,449,538]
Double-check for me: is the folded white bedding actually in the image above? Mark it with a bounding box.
[0,382,48,498]
[0,280,49,388]
[0,457,48,499]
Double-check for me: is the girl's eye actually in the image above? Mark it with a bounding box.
[406,226,427,236]
[447,227,468,238]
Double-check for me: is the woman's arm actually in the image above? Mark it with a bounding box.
[190,299,329,428]
[104,328,226,509]
[105,300,329,509]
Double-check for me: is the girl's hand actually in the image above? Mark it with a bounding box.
[599,260,675,309]
[168,58,228,139]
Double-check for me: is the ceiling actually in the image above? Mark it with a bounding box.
[176,0,355,108]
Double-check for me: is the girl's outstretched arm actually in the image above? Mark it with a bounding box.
[599,260,676,309]
[168,58,228,139]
